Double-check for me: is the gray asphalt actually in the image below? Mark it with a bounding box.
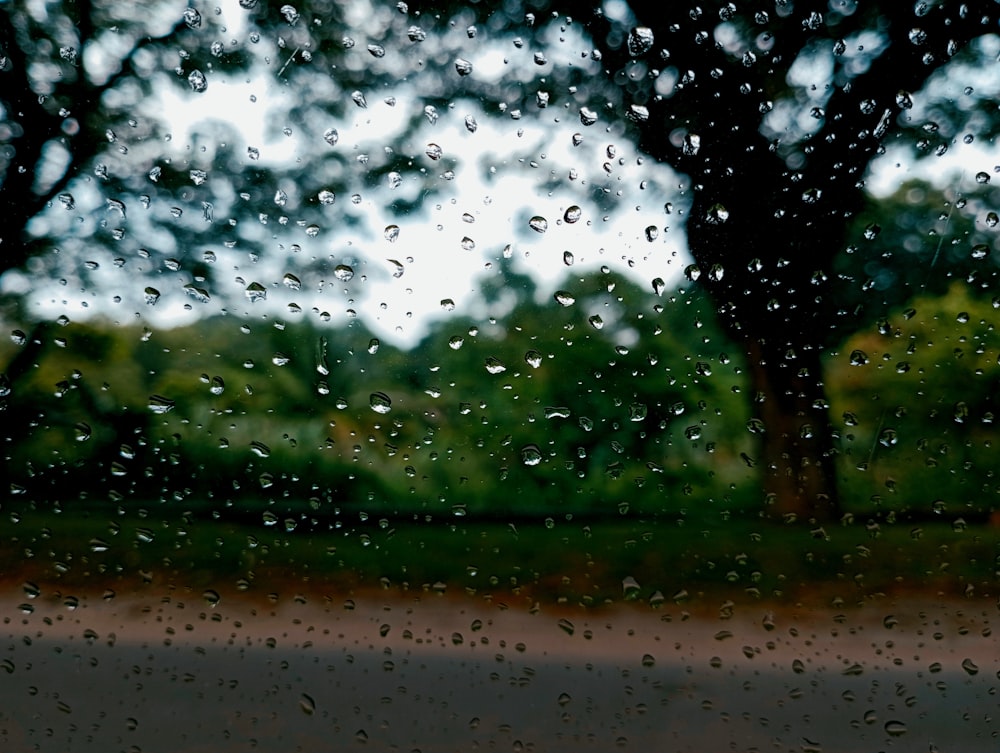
[1,593,997,752]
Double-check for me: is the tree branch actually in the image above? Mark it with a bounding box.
[0,5,192,276]
[808,0,1000,196]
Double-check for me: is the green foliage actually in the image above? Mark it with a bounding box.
[833,178,1000,334]
[9,261,999,523]
[829,283,1000,517]
[2,269,759,519]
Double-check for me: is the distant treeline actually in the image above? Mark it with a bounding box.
[2,268,998,523]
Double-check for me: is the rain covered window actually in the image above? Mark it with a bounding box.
[1,1,999,750]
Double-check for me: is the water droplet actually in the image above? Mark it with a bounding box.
[485,357,506,375]
[184,284,211,303]
[564,205,582,224]
[683,133,701,156]
[387,259,404,278]
[645,225,659,242]
[181,5,204,27]
[210,376,225,395]
[351,90,367,108]
[74,422,91,442]
[455,58,473,75]
[318,189,336,205]
[334,264,355,282]
[245,281,267,302]
[967,244,990,263]
[370,392,392,414]
[629,403,647,422]
[588,315,603,329]
[894,90,913,110]
[202,589,221,607]
[524,350,542,368]
[622,576,641,599]
[627,104,649,122]
[144,287,160,305]
[961,658,979,675]
[448,335,464,350]
[579,107,598,126]
[106,197,127,218]
[800,738,822,753]
[849,349,869,366]
[553,290,575,306]
[425,143,442,160]
[387,171,402,189]
[250,440,271,458]
[323,127,339,146]
[884,720,907,737]
[544,406,571,419]
[529,216,548,233]
[627,26,655,56]
[652,277,665,295]
[557,618,575,635]
[705,202,728,224]
[187,69,207,92]
[148,395,175,414]
[300,693,316,715]
[975,171,991,184]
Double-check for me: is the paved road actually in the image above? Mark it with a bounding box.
[1,589,997,752]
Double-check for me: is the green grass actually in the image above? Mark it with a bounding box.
[2,506,997,607]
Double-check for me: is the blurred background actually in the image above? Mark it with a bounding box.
[3,3,1000,752]
[1,0,998,604]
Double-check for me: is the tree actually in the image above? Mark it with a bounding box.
[3,1,1000,521]
[470,0,1000,520]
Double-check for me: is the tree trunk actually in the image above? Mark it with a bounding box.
[744,340,840,522]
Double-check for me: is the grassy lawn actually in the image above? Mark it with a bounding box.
[1,506,997,607]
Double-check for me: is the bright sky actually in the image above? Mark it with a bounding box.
[153,86,684,343]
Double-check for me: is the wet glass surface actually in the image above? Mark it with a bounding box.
[1,1,998,750]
